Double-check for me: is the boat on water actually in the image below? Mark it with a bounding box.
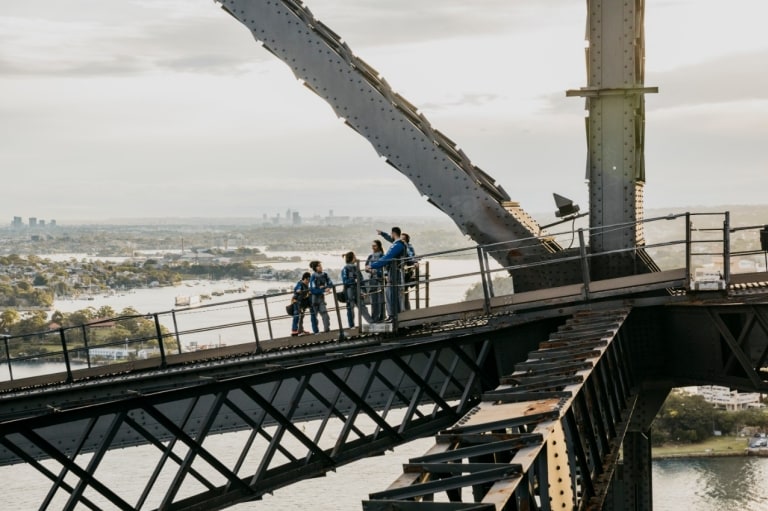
[174,295,201,307]
[265,287,291,296]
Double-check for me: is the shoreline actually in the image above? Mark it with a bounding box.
[652,440,768,460]
[653,450,746,460]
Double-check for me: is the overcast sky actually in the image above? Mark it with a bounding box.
[1,0,766,225]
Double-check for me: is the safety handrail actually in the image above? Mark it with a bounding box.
[1,211,766,385]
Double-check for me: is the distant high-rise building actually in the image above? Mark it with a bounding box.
[29,217,37,228]
[50,219,56,227]
[11,216,23,228]
[292,211,301,225]
[39,219,46,227]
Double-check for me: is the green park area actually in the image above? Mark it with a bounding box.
[653,435,749,458]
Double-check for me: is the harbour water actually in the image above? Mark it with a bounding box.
[653,456,768,511]
[2,253,767,508]
[2,420,766,510]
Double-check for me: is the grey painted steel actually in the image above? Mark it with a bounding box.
[218,0,556,265]
[0,339,483,467]
[216,0,668,289]
[3,283,768,509]
[567,0,658,279]
[656,304,768,391]
[586,0,645,253]
[0,335,490,510]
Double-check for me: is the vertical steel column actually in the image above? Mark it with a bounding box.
[568,0,657,279]
[610,430,653,511]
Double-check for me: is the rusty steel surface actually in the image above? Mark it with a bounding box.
[364,308,636,510]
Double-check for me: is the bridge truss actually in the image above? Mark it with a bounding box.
[2,280,768,509]
[365,300,768,510]
[0,334,494,510]
[366,307,637,510]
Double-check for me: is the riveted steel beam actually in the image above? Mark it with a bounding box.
[365,308,638,510]
[0,335,492,510]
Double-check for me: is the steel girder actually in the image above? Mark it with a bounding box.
[581,1,653,257]
[215,0,600,292]
[0,335,493,511]
[363,307,638,510]
[658,303,768,392]
[566,0,659,281]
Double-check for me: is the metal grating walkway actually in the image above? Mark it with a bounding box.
[364,308,634,510]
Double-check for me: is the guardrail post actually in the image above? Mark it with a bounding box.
[58,328,73,383]
[153,313,167,368]
[247,298,261,353]
[356,261,362,330]
[424,261,430,308]
[413,264,420,309]
[685,212,692,285]
[578,228,591,301]
[482,249,495,298]
[389,259,400,331]
[262,296,274,340]
[171,311,183,355]
[332,286,346,340]
[723,211,731,287]
[762,225,768,273]
[477,246,491,314]
[81,324,92,368]
[2,335,13,381]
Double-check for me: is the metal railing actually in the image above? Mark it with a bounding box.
[1,211,766,386]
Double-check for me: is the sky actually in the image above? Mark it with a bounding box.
[1,0,767,226]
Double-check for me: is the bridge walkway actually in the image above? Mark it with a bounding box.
[1,213,767,509]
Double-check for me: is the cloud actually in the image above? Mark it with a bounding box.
[0,3,265,78]
[307,0,576,48]
[1,0,766,226]
[649,51,768,109]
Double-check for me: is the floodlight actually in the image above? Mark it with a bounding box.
[553,193,580,218]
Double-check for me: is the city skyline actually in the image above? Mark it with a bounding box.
[2,0,767,225]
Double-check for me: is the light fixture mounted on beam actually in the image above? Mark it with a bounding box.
[553,193,580,218]
[537,193,587,234]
